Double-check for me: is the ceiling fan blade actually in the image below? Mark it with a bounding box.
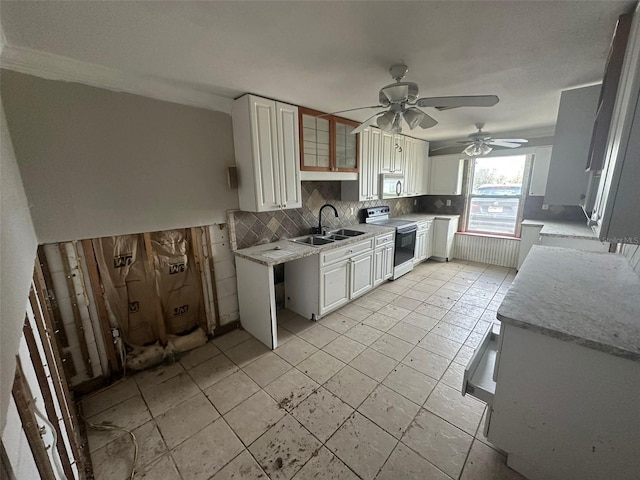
[492,138,528,143]
[350,111,386,134]
[418,112,438,129]
[488,140,523,148]
[317,105,384,117]
[456,140,474,145]
[416,95,499,111]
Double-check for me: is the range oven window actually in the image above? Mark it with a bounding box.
[394,229,416,267]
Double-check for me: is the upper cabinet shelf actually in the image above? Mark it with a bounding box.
[299,107,359,173]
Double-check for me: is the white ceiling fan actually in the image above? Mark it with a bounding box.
[329,64,500,135]
[459,123,528,156]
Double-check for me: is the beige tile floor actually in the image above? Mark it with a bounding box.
[81,259,526,480]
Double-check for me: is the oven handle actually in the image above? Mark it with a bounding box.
[396,225,417,235]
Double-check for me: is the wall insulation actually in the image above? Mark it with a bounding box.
[40,224,240,388]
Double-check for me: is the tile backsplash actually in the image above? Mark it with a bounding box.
[522,196,586,222]
[229,181,416,250]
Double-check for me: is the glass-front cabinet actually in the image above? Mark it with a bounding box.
[299,107,359,172]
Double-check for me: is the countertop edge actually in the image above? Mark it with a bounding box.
[496,312,640,362]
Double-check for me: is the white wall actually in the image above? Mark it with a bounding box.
[1,70,239,243]
[0,98,38,432]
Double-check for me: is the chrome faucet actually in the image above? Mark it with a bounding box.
[312,204,338,235]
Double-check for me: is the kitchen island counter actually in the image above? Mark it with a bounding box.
[498,245,640,361]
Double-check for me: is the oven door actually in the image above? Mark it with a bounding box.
[394,227,417,267]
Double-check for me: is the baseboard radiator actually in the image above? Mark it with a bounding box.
[454,233,519,268]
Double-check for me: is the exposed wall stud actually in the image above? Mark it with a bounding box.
[57,242,93,376]
[22,317,75,479]
[31,263,83,471]
[12,357,57,480]
[83,239,120,375]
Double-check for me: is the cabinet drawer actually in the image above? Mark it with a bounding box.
[417,220,432,233]
[462,323,498,404]
[321,238,374,266]
[375,232,394,248]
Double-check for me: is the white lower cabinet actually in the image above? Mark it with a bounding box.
[286,237,376,319]
[350,251,374,298]
[414,220,433,264]
[432,216,459,261]
[373,232,395,287]
[465,322,640,480]
[320,260,350,313]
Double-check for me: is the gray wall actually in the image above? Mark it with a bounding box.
[0,98,38,431]
[1,70,239,243]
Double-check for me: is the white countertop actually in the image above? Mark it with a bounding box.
[498,245,640,362]
[522,219,599,241]
[234,223,395,266]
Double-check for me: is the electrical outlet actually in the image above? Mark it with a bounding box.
[542,204,549,210]
[446,200,452,207]
[413,199,417,206]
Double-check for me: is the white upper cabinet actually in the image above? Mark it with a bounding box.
[544,85,600,206]
[343,127,380,201]
[380,132,404,173]
[405,137,430,196]
[429,154,465,195]
[529,146,553,196]
[232,94,301,212]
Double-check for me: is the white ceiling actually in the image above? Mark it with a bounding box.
[0,1,634,145]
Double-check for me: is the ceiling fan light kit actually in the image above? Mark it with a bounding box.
[464,143,493,157]
[340,63,500,135]
[459,122,529,157]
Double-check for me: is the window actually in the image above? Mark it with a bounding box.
[466,155,527,236]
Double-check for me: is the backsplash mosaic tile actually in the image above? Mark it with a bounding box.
[229,181,416,250]
[522,196,586,222]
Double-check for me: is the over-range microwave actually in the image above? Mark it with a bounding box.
[380,173,405,198]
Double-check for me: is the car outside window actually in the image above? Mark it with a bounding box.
[466,155,527,236]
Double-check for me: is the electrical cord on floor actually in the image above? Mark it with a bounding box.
[81,331,138,479]
[82,416,138,480]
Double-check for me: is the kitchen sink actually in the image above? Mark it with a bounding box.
[330,228,366,237]
[323,234,349,241]
[289,235,336,247]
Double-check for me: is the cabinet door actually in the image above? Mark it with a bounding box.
[528,146,552,196]
[403,138,416,196]
[429,155,464,195]
[417,140,430,195]
[300,108,331,170]
[358,128,372,200]
[383,245,395,280]
[335,118,359,171]
[373,247,385,286]
[380,131,395,173]
[425,226,433,259]
[350,251,374,299]
[414,231,424,264]
[251,97,282,211]
[320,260,350,314]
[369,128,381,199]
[433,219,449,259]
[276,102,302,209]
[393,134,405,174]
[545,85,600,205]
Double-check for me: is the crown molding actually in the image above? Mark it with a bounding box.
[0,44,234,113]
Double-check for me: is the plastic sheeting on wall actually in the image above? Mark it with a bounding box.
[151,230,202,335]
[92,230,203,348]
